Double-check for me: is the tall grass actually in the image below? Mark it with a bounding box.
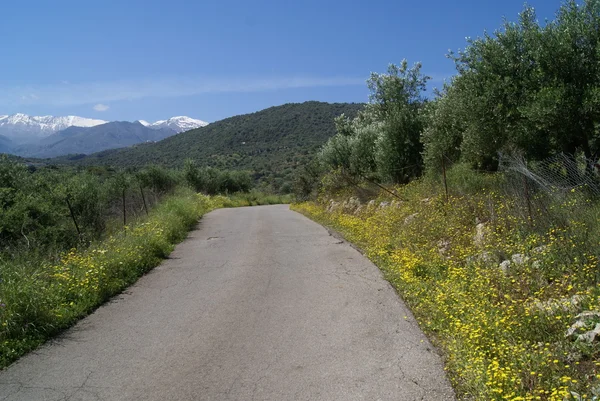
[0,189,226,368]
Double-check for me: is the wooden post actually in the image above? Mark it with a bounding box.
[140,184,149,216]
[65,197,81,237]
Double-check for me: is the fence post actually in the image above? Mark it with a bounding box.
[140,184,149,216]
[65,196,81,237]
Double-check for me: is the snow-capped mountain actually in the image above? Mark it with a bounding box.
[15,121,177,159]
[137,116,208,133]
[0,114,107,144]
[0,114,207,147]
[0,113,208,156]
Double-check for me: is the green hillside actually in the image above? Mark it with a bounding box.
[56,102,364,190]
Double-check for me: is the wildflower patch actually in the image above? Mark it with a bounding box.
[0,191,229,368]
[293,188,600,400]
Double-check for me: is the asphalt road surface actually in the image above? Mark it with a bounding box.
[0,205,455,401]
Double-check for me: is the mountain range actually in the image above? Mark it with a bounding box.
[0,114,107,144]
[56,101,365,189]
[0,114,207,157]
[137,116,207,133]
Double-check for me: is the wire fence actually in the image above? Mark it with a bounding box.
[498,152,600,226]
[499,152,600,196]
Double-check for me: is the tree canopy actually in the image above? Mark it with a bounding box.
[427,0,600,170]
[319,60,429,184]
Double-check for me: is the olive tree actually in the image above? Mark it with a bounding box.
[319,60,429,184]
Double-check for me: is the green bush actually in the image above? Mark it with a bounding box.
[184,159,253,195]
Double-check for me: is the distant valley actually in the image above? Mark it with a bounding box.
[0,114,207,158]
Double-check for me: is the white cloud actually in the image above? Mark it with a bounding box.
[0,75,366,107]
[20,93,39,101]
[93,103,109,112]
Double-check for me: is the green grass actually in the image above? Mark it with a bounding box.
[0,188,228,369]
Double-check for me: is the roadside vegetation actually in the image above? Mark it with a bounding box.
[294,169,600,400]
[0,157,287,368]
[293,1,600,399]
[227,191,292,206]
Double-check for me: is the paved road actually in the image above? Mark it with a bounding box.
[0,205,454,401]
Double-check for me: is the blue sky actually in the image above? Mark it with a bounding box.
[1,0,563,122]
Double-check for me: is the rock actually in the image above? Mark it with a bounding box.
[499,260,511,274]
[580,323,600,342]
[533,296,587,315]
[576,311,600,319]
[511,254,530,265]
[353,205,363,216]
[389,200,403,209]
[566,320,588,337]
[566,311,600,343]
[327,200,341,212]
[367,200,377,209]
[404,213,419,225]
[346,197,361,211]
[379,201,390,209]
[437,239,450,256]
[474,223,488,249]
[480,251,497,264]
[532,245,548,254]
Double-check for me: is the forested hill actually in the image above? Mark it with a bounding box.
[56,101,363,189]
